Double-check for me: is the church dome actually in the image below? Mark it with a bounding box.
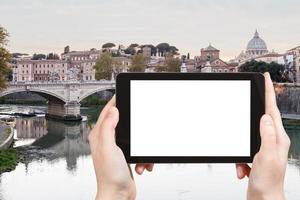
[246,30,267,50]
[246,30,268,56]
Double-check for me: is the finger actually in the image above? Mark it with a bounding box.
[236,164,251,179]
[145,163,154,172]
[264,73,284,132]
[259,114,277,154]
[134,163,154,174]
[135,164,145,175]
[96,95,116,127]
[99,106,119,145]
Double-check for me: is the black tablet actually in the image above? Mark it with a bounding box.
[116,73,265,163]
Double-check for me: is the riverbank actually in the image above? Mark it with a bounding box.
[0,120,18,174]
[0,148,18,173]
[0,121,13,150]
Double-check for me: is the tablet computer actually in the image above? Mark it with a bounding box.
[116,72,265,163]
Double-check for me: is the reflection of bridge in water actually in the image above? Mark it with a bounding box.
[0,81,115,120]
[14,117,91,170]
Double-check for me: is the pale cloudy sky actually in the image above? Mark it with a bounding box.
[0,0,299,60]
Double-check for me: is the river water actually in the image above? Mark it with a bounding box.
[0,105,300,200]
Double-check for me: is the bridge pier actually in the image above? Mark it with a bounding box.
[46,101,82,121]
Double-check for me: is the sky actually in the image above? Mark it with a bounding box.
[0,0,299,60]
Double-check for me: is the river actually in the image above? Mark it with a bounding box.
[0,105,299,200]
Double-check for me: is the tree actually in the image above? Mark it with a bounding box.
[169,46,179,55]
[129,43,139,48]
[165,57,181,72]
[239,60,286,82]
[124,47,136,55]
[129,54,146,72]
[156,43,170,57]
[94,52,114,80]
[155,65,167,72]
[46,53,59,60]
[0,26,11,90]
[12,53,29,58]
[32,53,46,60]
[102,42,116,49]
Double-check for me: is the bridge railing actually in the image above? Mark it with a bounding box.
[8,80,116,86]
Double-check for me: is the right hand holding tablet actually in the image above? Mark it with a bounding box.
[236,73,290,200]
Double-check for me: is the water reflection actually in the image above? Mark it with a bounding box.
[0,105,299,200]
[14,117,91,171]
[15,117,47,140]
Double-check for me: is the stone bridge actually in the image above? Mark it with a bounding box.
[0,81,115,120]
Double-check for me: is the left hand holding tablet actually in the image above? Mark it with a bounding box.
[88,96,153,200]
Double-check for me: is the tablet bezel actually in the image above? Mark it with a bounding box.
[116,72,265,163]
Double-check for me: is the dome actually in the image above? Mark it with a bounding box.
[246,30,268,51]
[246,30,268,56]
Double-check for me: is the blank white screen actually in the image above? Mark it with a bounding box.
[130,80,251,157]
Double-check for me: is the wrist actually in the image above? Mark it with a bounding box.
[247,190,285,200]
[96,189,135,200]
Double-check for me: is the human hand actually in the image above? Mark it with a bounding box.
[89,96,153,200]
[236,73,290,200]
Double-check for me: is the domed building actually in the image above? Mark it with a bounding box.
[229,30,269,64]
[246,30,268,56]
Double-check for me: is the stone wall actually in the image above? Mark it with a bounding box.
[275,83,300,115]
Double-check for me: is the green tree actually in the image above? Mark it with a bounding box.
[156,43,170,57]
[94,52,114,80]
[46,53,59,60]
[32,53,46,60]
[166,57,181,72]
[239,60,286,82]
[124,47,136,55]
[155,65,167,72]
[129,43,139,48]
[102,42,116,49]
[129,54,146,72]
[0,27,11,90]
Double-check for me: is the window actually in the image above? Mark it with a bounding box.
[22,77,24,80]
[86,76,88,80]
[62,70,64,73]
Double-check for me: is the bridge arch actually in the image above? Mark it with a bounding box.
[78,86,115,102]
[0,88,66,103]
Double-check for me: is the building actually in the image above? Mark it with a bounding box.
[9,46,133,82]
[61,48,102,81]
[287,46,300,82]
[254,51,283,63]
[194,44,236,72]
[230,30,269,64]
[142,46,152,58]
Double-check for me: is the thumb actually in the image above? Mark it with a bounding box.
[100,106,119,145]
[259,114,277,154]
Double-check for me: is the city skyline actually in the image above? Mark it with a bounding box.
[1,0,299,60]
